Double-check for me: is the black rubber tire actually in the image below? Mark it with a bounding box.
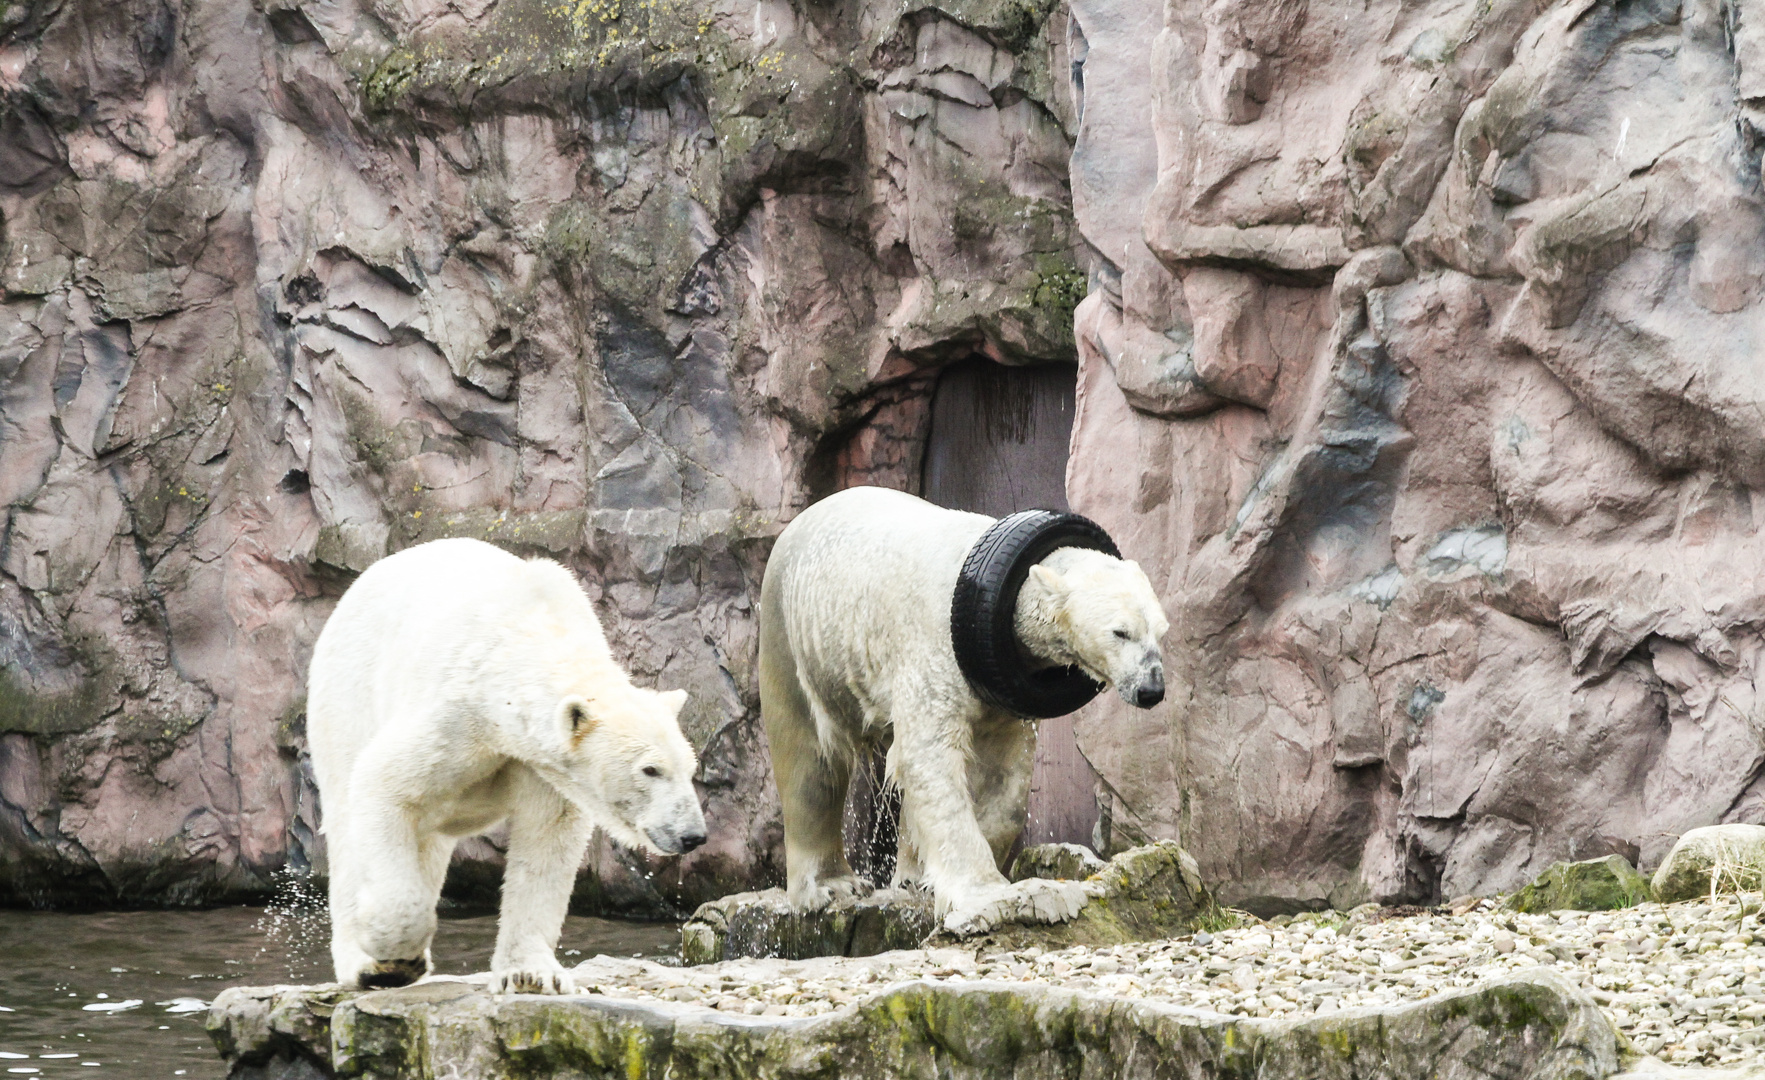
[950,509,1122,719]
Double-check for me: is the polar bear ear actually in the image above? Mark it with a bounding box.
[658,689,688,717]
[560,696,597,743]
[1028,564,1069,598]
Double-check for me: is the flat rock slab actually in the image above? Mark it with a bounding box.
[680,886,936,964]
[209,968,1619,1080]
[681,842,1213,963]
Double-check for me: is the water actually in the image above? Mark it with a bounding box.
[0,905,680,1079]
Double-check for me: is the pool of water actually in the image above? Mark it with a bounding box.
[0,904,681,1079]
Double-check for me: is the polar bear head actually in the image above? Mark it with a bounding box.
[543,684,708,856]
[1024,549,1170,709]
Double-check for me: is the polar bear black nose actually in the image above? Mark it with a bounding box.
[679,831,708,853]
[1134,671,1165,709]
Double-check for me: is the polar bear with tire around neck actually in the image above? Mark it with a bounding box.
[761,486,1168,935]
[308,538,706,993]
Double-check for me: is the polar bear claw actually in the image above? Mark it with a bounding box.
[789,873,871,912]
[490,963,577,996]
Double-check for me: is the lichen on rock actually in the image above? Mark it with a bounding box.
[207,966,1618,1080]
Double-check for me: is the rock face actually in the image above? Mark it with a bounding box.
[1651,824,1765,904]
[680,842,1213,963]
[9,0,1765,918]
[1506,855,1653,915]
[0,0,1082,907]
[1063,0,1765,909]
[207,968,1619,1080]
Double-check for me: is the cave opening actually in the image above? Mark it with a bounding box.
[833,355,1101,886]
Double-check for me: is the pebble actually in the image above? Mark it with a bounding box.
[548,893,1765,1070]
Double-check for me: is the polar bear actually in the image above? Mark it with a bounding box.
[307,538,706,994]
[760,486,1168,936]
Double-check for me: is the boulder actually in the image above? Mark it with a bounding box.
[1009,842,1108,882]
[1652,825,1765,904]
[207,969,1619,1080]
[1506,855,1654,914]
[680,842,1212,962]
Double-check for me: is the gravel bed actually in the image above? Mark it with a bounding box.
[552,894,1765,1069]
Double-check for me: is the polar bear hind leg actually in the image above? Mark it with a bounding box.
[328,805,454,988]
[761,620,864,911]
[966,715,1038,871]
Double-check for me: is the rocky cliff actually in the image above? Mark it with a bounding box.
[0,0,1081,908]
[1066,0,1765,910]
[5,0,1765,916]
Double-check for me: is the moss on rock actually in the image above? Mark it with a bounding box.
[209,968,1620,1080]
[681,843,1214,963]
[0,666,103,736]
[1506,855,1653,914]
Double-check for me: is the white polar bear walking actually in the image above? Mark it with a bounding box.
[760,486,1168,935]
[308,538,706,993]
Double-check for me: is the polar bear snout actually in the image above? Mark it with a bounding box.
[626,760,707,857]
[639,786,708,855]
[647,821,709,855]
[1129,665,1165,708]
[1118,653,1165,709]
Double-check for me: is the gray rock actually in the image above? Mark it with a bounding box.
[1652,825,1765,904]
[680,887,937,965]
[207,969,1619,1080]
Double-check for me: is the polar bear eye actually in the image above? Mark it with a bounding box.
[1112,629,1131,640]
[642,765,662,778]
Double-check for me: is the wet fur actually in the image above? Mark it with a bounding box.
[760,488,1168,932]
[308,538,705,994]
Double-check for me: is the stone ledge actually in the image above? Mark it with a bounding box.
[680,842,1214,963]
[209,968,1619,1080]
[680,886,937,964]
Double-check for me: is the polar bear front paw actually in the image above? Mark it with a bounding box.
[490,963,577,995]
[787,873,870,912]
[940,878,1090,937]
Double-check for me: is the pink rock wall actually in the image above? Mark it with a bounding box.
[7,0,1760,915]
[1067,0,1765,908]
[0,0,1081,909]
